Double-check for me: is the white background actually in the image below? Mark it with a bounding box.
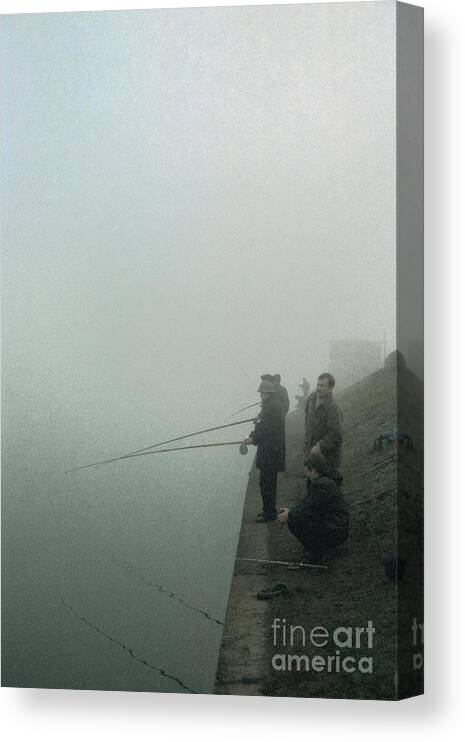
[1,0,464,739]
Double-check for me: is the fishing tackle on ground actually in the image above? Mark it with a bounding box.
[236,557,328,571]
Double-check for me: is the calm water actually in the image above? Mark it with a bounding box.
[2,415,252,693]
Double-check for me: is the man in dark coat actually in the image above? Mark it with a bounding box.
[244,379,286,522]
[304,372,343,469]
[278,452,349,560]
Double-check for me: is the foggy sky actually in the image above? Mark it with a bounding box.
[2,2,396,459]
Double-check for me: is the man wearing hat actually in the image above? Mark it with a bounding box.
[260,373,290,414]
[243,379,286,522]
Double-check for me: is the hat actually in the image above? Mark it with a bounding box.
[258,380,276,394]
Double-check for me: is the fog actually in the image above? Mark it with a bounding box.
[2,3,396,692]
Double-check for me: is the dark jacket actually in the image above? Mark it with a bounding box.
[288,468,348,539]
[250,395,286,472]
[304,391,343,468]
[275,383,290,414]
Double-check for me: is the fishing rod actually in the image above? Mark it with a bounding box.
[66,418,256,473]
[240,366,257,388]
[236,557,328,571]
[226,401,261,420]
[106,440,249,460]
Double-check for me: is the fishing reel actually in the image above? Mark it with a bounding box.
[239,443,248,456]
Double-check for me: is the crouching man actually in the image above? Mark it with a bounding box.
[277,452,349,561]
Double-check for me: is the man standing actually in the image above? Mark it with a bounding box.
[304,372,343,469]
[244,379,286,522]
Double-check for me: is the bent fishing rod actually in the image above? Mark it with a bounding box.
[106,440,249,461]
[226,401,261,420]
[66,417,257,473]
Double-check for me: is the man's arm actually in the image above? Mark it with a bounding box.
[318,405,343,457]
[248,406,276,445]
[277,508,289,524]
[288,481,325,527]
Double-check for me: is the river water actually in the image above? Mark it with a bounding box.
[2,412,252,694]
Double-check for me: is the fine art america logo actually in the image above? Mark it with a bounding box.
[412,617,424,671]
[271,617,375,674]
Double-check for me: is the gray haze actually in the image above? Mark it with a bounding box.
[2,3,396,692]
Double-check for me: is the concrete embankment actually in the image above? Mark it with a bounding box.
[215,363,423,699]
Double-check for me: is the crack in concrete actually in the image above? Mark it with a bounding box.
[58,592,198,694]
[110,555,224,626]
